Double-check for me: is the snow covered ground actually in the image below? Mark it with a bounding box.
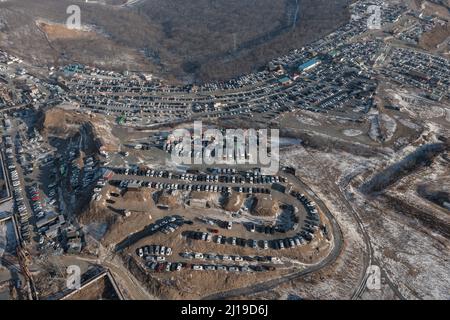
[279,129,449,299]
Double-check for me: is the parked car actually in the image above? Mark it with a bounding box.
[194,253,204,259]
[217,265,227,271]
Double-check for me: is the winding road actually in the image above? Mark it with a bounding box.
[202,172,344,300]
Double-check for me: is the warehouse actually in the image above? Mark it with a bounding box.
[298,58,321,72]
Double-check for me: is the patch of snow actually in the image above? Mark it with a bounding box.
[397,117,421,130]
[343,129,363,137]
[295,115,320,127]
[380,113,397,142]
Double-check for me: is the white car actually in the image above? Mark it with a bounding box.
[194,253,204,259]
[270,257,281,263]
[289,238,296,247]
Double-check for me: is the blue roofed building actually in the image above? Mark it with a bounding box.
[298,58,320,72]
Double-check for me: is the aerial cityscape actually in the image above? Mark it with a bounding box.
[0,0,449,302]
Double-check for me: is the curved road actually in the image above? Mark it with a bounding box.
[202,172,344,300]
[300,144,405,300]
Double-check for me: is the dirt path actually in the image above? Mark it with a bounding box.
[74,254,156,300]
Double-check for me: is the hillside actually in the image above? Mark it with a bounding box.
[0,0,350,83]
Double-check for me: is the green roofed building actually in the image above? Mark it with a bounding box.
[278,77,292,86]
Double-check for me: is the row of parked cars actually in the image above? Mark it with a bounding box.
[147,261,275,273]
[187,231,270,250]
[112,169,287,198]
[147,215,188,234]
[191,264,252,272]
[4,139,31,241]
[243,220,296,235]
[179,173,283,185]
[290,190,320,239]
[188,230,310,250]
[91,177,106,202]
[150,181,230,193]
[137,244,173,257]
[27,184,46,218]
[130,180,271,195]
[147,261,183,272]
[233,186,270,194]
[114,167,285,187]
[81,156,99,190]
[116,167,169,178]
[180,251,281,264]
[245,222,275,234]
[118,178,236,194]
